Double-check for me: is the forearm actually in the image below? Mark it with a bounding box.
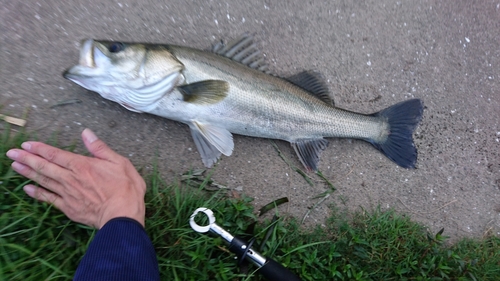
[74,218,160,281]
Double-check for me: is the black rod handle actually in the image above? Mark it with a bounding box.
[228,237,302,281]
[258,258,302,281]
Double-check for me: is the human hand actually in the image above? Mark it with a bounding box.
[6,128,146,229]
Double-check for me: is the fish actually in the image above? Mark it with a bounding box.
[63,35,424,171]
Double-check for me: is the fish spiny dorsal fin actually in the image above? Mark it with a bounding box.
[287,71,334,106]
[212,34,271,74]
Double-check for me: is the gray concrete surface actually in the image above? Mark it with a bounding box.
[1,0,499,241]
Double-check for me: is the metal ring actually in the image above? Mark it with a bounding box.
[189,207,215,233]
[238,237,256,266]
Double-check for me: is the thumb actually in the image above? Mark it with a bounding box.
[82,128,118,161]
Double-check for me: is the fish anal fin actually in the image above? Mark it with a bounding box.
[212,34,271,74]
[287,71,334,106]
[291,138,329,172]
[190,121,234,168]
[178,80,229,105]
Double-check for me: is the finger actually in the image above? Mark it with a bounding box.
[11,161,65,193]
[19,141,81,169]
[82,128,121,162]
[23,184,63,208]
[8,149,68,183]
[24,184,93,227]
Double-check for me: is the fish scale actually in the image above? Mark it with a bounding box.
[166,45,386,140]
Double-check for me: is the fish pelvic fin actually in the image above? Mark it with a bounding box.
[369,99,424,168]
[190,121,234,168]
[291,139,329,172]
[178,80,229,105]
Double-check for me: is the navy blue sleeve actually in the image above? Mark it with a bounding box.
[74,217,160,281]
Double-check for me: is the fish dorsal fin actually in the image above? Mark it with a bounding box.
[178,80,229,105]
[287,71,334,106]
[291,138,329,172]
[189,121,234,167]
[212,34,271,74]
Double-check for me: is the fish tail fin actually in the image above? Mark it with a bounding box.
[369,99,424,168]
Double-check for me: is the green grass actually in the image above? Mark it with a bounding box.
[1,126,499,280]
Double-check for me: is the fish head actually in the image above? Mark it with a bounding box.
[63,39,184,112]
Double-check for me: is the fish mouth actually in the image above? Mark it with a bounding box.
[78,39,96,68]
[63,39,107,80]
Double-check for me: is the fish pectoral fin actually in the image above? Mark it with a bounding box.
[287,71,334,106]
[291,139,329,172]
[178,80,229,105]
[190,121,234,167]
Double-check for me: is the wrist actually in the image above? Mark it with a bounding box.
[98,200,145,229]
[101,217,146,229]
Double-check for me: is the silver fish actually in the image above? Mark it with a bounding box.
[63,35,423,171]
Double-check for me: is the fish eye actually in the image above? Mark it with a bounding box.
[108,42,125,53]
